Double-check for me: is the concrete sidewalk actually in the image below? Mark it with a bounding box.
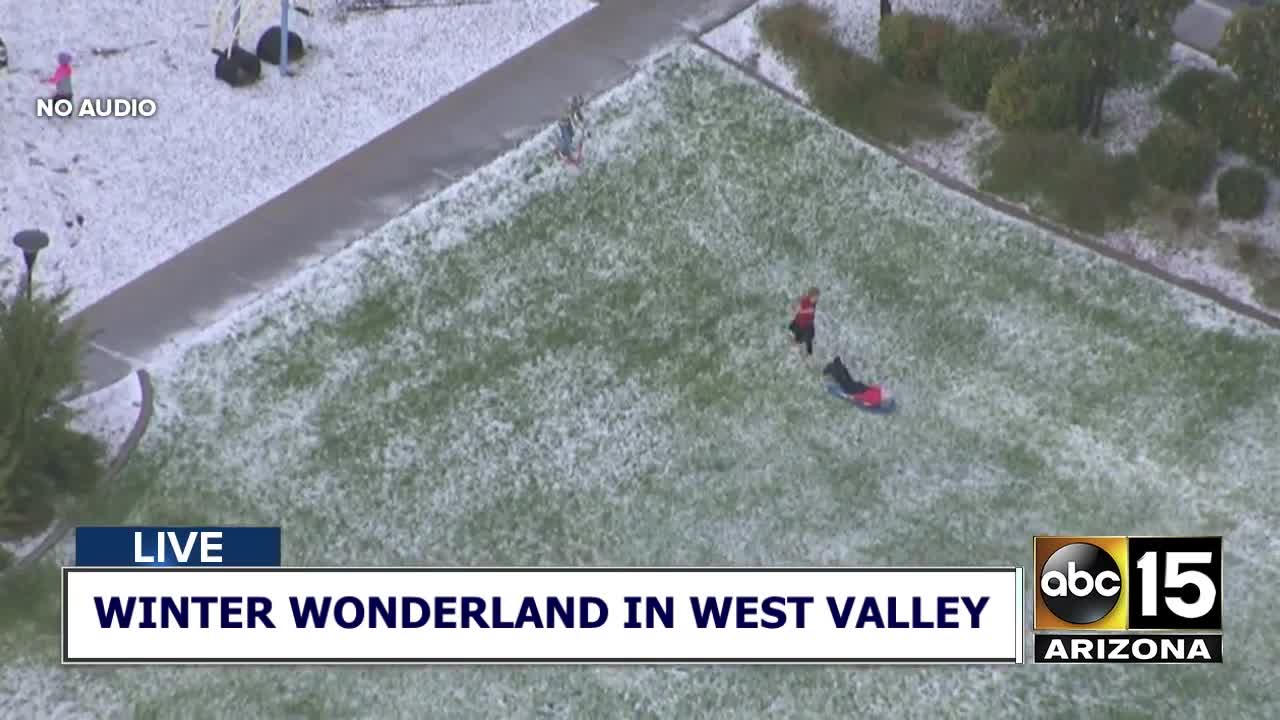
[71,0,756,394]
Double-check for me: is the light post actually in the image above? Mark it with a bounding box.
[13,229,49,302]
[281,0,291,76]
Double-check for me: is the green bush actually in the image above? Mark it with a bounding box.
[1233,93,1280,173]
[986,53,1085,131]
[878,12,955,84]
[759,3,957,145]
[0,284,104,537]
[1216,166,1270,219]
[1137,121,1219,193]
[757,1,831,67]
[1158,69,1219,122]
[978,131,1145,233]
[1158,69,1244,147]
[1218,7,1280,97]
[1056,151,1144,233]
[938,27,1021,111]
[1256,275,1280,310]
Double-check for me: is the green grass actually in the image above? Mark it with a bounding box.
[2,46,1277,718]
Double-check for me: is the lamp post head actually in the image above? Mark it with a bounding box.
[13,229,50,271]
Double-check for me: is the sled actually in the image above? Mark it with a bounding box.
[824,382,896,414]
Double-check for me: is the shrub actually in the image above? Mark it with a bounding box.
[759,3,957,145]
[0,285,104,537]
[986,53,1086,132]
[1217,7,1280,98]
[1216,166,1270,219]
[1237,238,1262,266]
[758,1,831,67]
[1059,151,1144,232]
[1159,69,1220,123]
[1141,188,1217,251]
[978,131,1145,233]
[1233,93,1280,173]
[977,131,1079,196]
[878,12,955,84]
[1137,121,1219,193]
[939,27,1020,111]
[1158,69,1244,147]
[1256,275,1280,310]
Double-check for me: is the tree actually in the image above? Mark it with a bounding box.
[0,274,104,536]
[1218,7,1280,100]
[1002,0,1185,137]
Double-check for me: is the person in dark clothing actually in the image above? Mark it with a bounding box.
[787,287,819,356]
[823,355,890,408]
[555,94,586,165]
[823,356,868,394]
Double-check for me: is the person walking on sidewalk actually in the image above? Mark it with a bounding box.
[787,287,819,358]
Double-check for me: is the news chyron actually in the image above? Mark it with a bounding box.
[1032,536,1223,664]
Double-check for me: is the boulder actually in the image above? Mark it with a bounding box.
[256,26,305,65]
[214,44,262,87]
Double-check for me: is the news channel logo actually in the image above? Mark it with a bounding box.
[1031,536,1223,663]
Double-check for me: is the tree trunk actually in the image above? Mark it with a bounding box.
[1088,83,1107,138]
[1077,57,1109,138]
[1077,76,1094,135]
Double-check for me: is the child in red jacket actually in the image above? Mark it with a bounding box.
[787,287,819,357]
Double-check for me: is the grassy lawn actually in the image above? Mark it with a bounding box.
[2,46,1277,718]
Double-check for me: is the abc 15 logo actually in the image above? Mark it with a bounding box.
[1033,536,1223,631]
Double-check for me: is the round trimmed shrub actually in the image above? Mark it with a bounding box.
[1159,69,1221,123]
[986,54,1084,132]
[1216,166,1269,219]
[878,12,954,84]
[1137,121,1219,193]
[939,27,1020,111]
[1158,69,1243,147]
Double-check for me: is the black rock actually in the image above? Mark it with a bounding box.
[256,26,306,65]
[214,44,262,87]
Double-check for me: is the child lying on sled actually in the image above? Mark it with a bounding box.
[822,355,892,409]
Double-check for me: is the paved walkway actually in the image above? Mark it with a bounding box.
[70,0,756,394]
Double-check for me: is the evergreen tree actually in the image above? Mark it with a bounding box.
[0,273,104,535]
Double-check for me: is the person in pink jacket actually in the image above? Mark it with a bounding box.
[48,52,73,102]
